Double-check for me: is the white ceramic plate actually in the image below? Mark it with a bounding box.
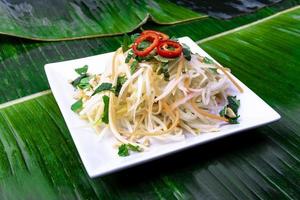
[45,37,280,178]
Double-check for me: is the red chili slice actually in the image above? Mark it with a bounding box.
[132,33,159,57]
[142,30,169,40]
[157,40,182,58]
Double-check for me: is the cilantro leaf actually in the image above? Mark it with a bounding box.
[125,50,134,63]
[114,75,127,96]
[130,33,140,41]
[154,55,169,63]
[204,57,215,64]
[182,43,191,61]
[101,95,110,124]
[130,60,139,74]
[158,62,170,81]
[122,34,131,52]
[127,144,141,152]
[118,144,129,157]
[92,83,112,96]
[227,96,240,114]
[71,99,83,112]
[208,68,218,74]
[219,96,241,124]
[71,74,88,88]
[78,76,90,89]
[137,40,151,50]
[118,143,141,157]
[75,65,88,75]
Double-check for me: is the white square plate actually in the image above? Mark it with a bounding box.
[45,37,280,178]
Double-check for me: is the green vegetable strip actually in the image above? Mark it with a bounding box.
[101,95,110,124]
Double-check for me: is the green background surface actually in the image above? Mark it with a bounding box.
[0,0,299,199]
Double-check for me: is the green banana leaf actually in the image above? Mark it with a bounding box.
[0,0,204,41]
[0,5,299,199]
[1,0,299,104]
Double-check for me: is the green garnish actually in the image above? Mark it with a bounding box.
[219,96,240,124]
[204,57,214,64]
[101,95,110,124]
[158,62,170,81]
[154,55,169,63]
[71,99,83,112]
[125,50,134,63]
[77,76,90,89]
[182,43,191,61]
[121,34,131,52]
[137,40,151,50]
[227,96,240,114]
[118,144,129,157]
[208,68,218,74]
[130,60,139,74]
[118,143,141,157]
[114,75,127,96]
[75,65,88,75]
[122,33,140,53]
[92,83,112,96]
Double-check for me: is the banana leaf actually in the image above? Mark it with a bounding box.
[0,0,204,41]
[0,5,299,199]
[1,0,299,104]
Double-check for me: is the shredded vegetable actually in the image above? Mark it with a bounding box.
[70,30,242,156]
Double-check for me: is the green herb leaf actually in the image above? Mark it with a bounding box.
[92,83,112,96]
[170,36,178,41]
[219,96,241,124]
[130,60,139,74]
[137,40,151,50]
[130,33,140,42]
[158,62,170,81]
[78,77,90,89]
[71,99,83,112]
[219,106,227,117]
[208,68,218,74]
[101,95,110,124]
[229,116,240,124]
[71,74,88,88]
[75,65,88,75]
[125,50,134,63]
[182,43,191,61]
[154,55,169,63]
[117,143,141,157]
[114,75,127,96]
[227,96,240,114]
[118,144,129,157]
[127,144,141,152]
[204,57,215,64]
[122,34,131,52]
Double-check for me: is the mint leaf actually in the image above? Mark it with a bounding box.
[75,65,88,75]
[101,95,110,124]
[71,99,83,112]
[92,83,112,96]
